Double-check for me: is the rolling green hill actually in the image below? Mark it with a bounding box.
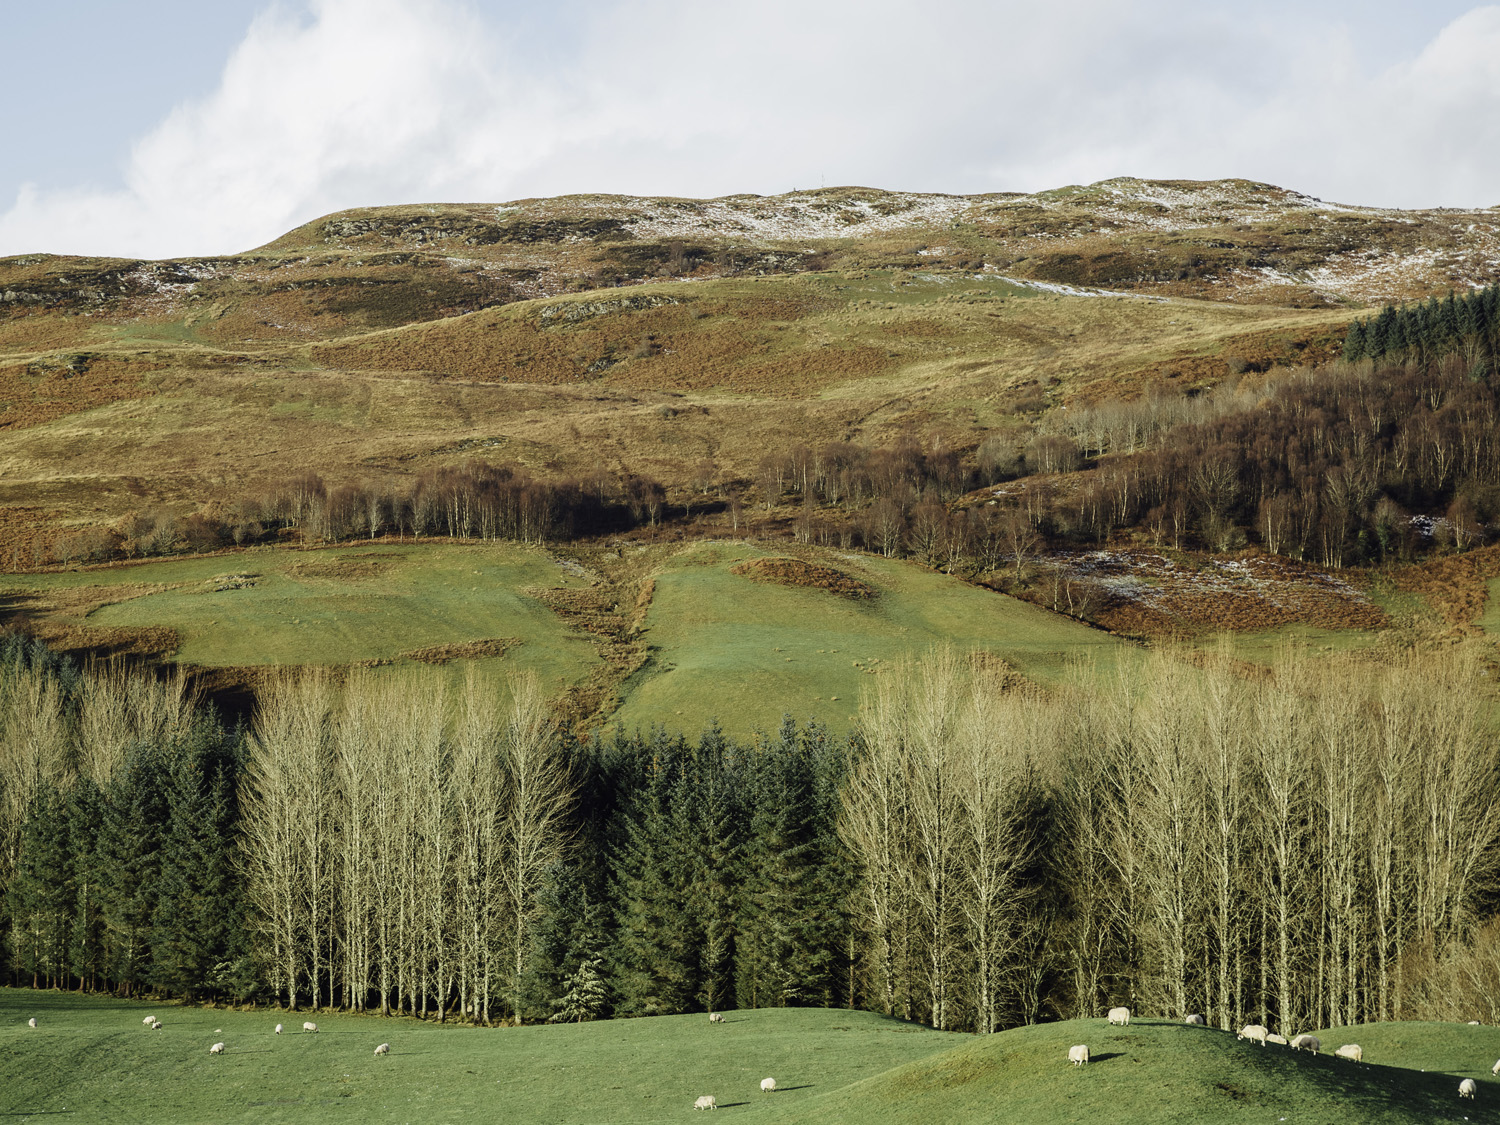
[613,541,1127,736]
[6,990,1496,1125]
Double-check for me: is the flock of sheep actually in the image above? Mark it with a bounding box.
[692,1013,777,1110]
[22,1004,1497,1109]
[1069,1007,1495,1103]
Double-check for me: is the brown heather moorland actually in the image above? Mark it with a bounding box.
[2,178,1499,709]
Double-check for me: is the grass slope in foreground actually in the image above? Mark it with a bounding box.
[766,1017,1500,1125]
[612,542,1129,737]
[6,993,1493,1125]
[0,991,958,1124]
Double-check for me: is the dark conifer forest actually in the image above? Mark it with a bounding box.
[5,634,1500,1034]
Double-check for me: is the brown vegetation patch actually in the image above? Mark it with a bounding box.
[1392,544,1500,632]
[731,556,876,599]
[285,554,400,580]
[399,637,519,664]
[0,353,158,431]
[0,506,63,569]
[1058,552,1387,637]
[1070,321,1347,403]
[19,621,180,662]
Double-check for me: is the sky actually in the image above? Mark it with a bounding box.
[3,0,1498,260]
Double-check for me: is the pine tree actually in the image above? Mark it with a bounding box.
[6,787,73,989]
[1341,319,1367,363]
[692,723,742,1014]
[67,778,107,991]
[550,951,610,1023]
[611,728,699,1015]
[98,741,169,996]
[151,721,244,999]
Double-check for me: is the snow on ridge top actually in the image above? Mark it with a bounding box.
[608,191,978,243]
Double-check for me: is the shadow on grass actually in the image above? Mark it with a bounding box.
[1090,1052,1125,1063]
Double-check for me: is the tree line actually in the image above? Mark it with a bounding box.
[1341,283,1500,372]
[4,636,1500,1033]
[50,461,666,566]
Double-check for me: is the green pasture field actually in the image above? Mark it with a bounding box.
[0,542,601,698]
[0,990,959,1125]
[4,991,1493,1125]
[610,542,1130,738]
[779,1017,1500,1125]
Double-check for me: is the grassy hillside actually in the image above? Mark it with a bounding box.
[769,1017,1500,1125]
[613,542,1127,736]
[0,537,1135,733]
[0,990,961,1125]
[2,176,1484,558]
[5,991,1494,1125]
[0,543,604,715]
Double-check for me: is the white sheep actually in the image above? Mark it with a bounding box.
[1335,1044,1362,1062]
[1470,1021,1482,1025]
[152,1020,163,1030]
[27,1018,36,1028]
[303,1022,318,1033]
[708,1012,724,1023]
[1460,1078,1477,1099]
[1183,1014,1205,1026]
[375,1043,390,1056]
[1237,1024,1268,1045]
[209,1042,225,1055]
[1491,1058,1500,1076]
[275,1023,283,1034]
[143,1016,156,1026]
[1290,1034,1320,1054]
[1107,1007,1130,1026]
[760,1077,776,1092]
[1068,1044,1090,1066]
[1266,1033,1288,1046]
[694,1095,718,1110]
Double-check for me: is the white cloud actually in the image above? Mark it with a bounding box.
[3,0,1499,259]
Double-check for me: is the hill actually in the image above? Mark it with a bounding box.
[1,178,1496,719]
[5,990,1496,1125]
[2,178,1491,548]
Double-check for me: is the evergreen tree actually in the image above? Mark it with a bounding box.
[550,950,610,1022]
[1341,319,1367,363]
[67,778,107,991]
[692,723,742,1014]
[98,741,169,996]
[611,728,700,1014]
[6,788,73,988]
[151,720,245,999]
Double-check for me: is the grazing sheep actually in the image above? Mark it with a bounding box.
[1491,1058,1500,1076]
[1237,1024,1269,1045]
[143,1016,156,1026]
[1068,1044,1090,1066]
[1470,1021,1481,1025]
[275,1023,283,1034]
[1107,1007,1130,1026]
[760,1077,776,1092]
[1460,1078,1477,1099]
[303,1022,318,1033]
[151,1020,163,1030]
[1290,1034,1321,1054]
[27,1018,35,1028]
[694,1095,718,1110]
[1184,1014,1205,1026]
[1266,1033,1289,1046]
[209,1042,225,1055]
[1335,1044,1362,1062]
[375,1043,390,1056]
[708,1013,724,1023]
